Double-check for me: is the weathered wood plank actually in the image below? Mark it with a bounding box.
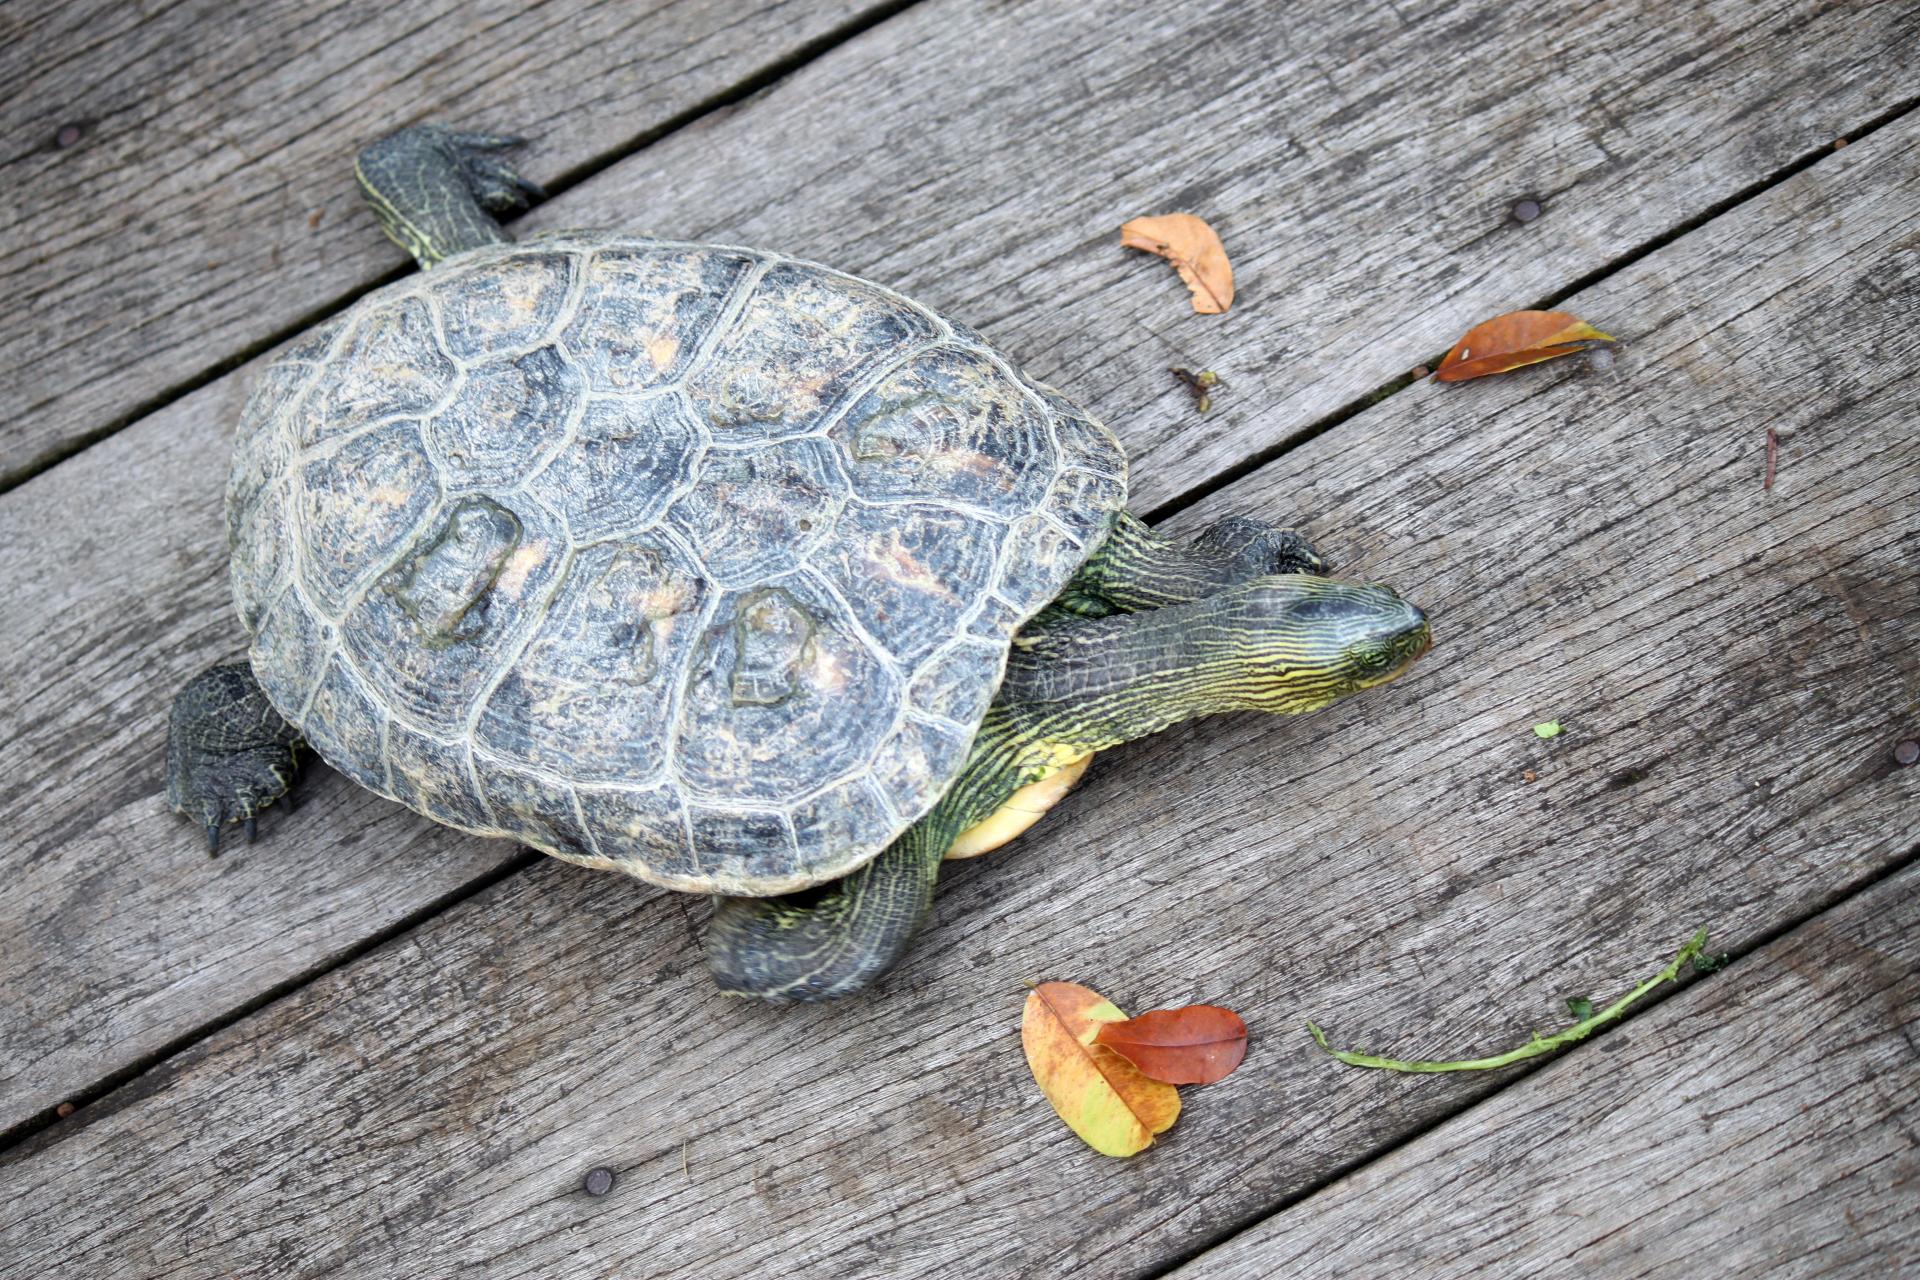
[1,79,1913,1278]
[0,0,887,485]
[1,0,1910,1142]
[520,0,1920,522]
[1169,861,1920,1279]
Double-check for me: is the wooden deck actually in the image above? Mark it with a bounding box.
[1,0,1915,1274]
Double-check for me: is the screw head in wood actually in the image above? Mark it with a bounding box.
[1895,740,1919,767]
[583,1166,616,1196]
[55,123,83,148]
[1509,197,1542,224]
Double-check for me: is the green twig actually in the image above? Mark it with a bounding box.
[1306,927,1712,1073]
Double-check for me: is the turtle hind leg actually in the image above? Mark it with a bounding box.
[166,663,303,855]
[1048,510,1328,619]
[355,125,543,269]
[707,804,954,1003]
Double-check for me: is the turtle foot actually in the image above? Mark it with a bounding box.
[166,663,303,856]
[356,124,542,266]
[430,127,546,214]
[1193,515,1328,578]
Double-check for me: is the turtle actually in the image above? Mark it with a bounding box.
[167,125,1432,1002]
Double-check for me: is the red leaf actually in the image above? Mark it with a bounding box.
[1093,1005,1249,1084]
[1435,310,1614,382]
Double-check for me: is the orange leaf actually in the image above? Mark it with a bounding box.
[1435,310,1614,382]
[1120,214,1234,314]
[1021,982,1181,1157]
[1094,1005,1249,1084]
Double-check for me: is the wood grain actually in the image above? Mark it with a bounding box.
[0,0,885,485]
[1,0,1912,1141]
[1169,862,1920,1279]
[1,84,1912,1279]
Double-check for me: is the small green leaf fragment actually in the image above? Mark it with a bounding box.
[1533,721,1563,739]
[1566,996,1593,1021]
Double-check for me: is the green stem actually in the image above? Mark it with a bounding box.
[1306,927,1712,1073]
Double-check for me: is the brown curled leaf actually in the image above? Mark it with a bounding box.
[1093,1005,1249,1084]
[1436,310,1614,382]
[1121,214,1234,314]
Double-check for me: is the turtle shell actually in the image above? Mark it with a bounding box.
[225,234,1127,894]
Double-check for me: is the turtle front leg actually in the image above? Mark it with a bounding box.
[166,663,303,854]
[356,125,543,269]
[1051,510,1327,617]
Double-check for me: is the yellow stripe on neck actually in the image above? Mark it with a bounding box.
[945,749,1094,859]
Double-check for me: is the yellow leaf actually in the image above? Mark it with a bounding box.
[1022,981,1181,1156]
[1120,214,1234,314]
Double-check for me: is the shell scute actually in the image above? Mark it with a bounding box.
[289,296,452,448]
[385,721,491,830]
[303,656,390,791]
[471,754,595,859]
[475,536,707,784]
[671,576,896,806]
[685,262,938,442]
[250,584,335,726]
[685,806,797,887]
[664,438,843,587]
[572,782,691,879]
[562,245,756,392]
[437,250,574,360]
[527,392,704,543]
[815,501,1004,670]
[295,421,439,615]
[831,344,1055,514]
[429,343,583,488]
[341,493,567,735]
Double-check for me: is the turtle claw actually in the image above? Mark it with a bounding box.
[1194,515,1328,578]
[432,126,544,213]
[167,663,303,856]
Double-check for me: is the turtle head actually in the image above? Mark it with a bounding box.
[1216,574,1431,714]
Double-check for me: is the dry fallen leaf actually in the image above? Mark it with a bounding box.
[1022,981,1180,1157]
[1436,310,1614,382]
[1094,1005,1249,1085]
[1120,213,1234,314]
